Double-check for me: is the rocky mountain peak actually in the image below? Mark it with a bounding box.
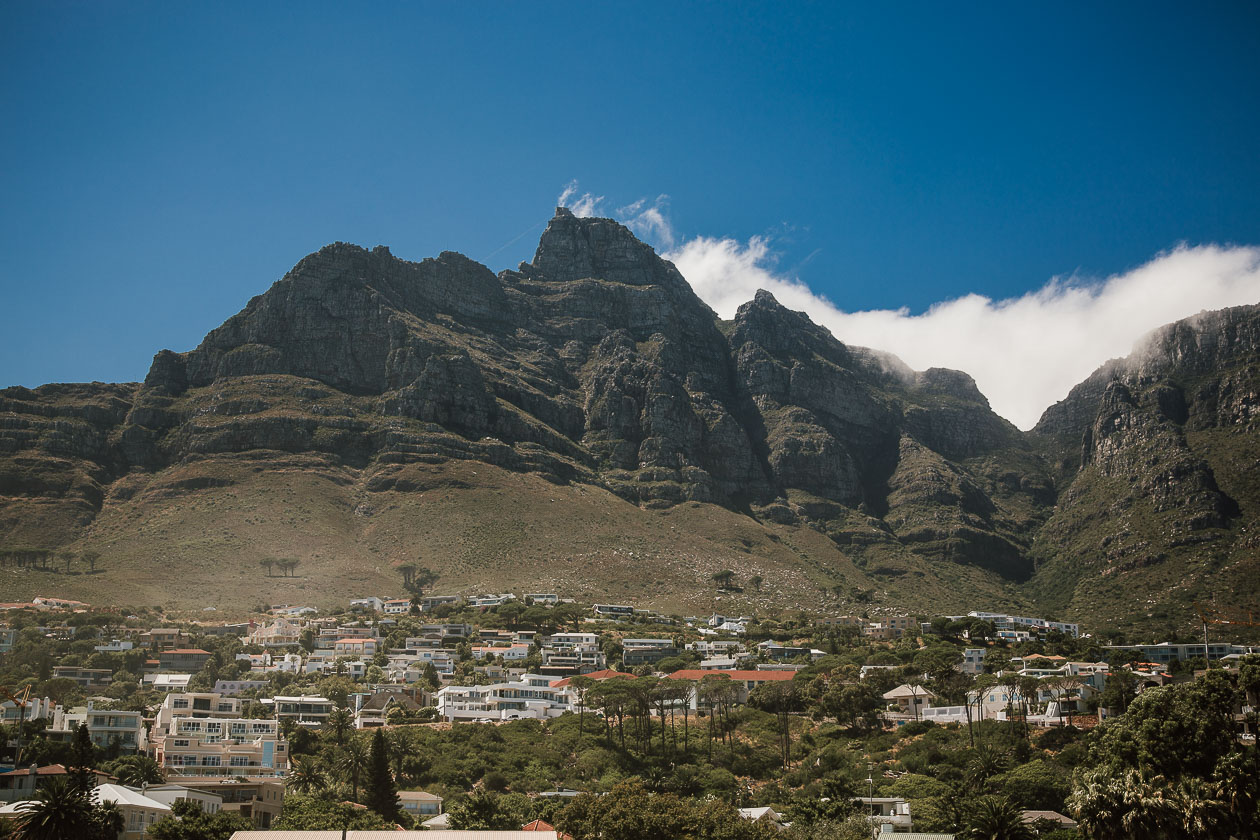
[528,208,675,287]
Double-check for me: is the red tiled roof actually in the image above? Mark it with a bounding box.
[163,649,211,655]
[522,819,555,831]
[550,670,636,687]
[666,669,796,682]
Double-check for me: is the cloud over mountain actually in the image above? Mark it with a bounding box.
[560,181,1260,429]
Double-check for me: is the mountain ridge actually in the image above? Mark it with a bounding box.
[1,210,1255,631]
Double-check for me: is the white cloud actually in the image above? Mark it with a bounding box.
[555,182,1260,429]
[618,195,675,250]
[668,236,1260,429]
[557,180,605,218]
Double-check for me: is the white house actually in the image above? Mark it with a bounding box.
[437,674,574,721]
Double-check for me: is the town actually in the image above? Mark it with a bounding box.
[0,591,1256,839]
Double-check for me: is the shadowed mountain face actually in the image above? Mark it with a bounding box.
[1,210,1256,628]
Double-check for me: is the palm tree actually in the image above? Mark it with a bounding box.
[965,745,1008,793]
[285,756,327,794]
[14,777,94,839]
[92,799,126,839]
[324,707,353,746]
[335,738,370,802]
[964,795,1033,840]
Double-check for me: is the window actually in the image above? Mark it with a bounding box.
[173,739,190,747]
[200,756,221,766]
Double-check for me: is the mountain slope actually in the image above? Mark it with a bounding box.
[0,211,1255,628]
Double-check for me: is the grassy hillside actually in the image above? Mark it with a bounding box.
[0,454,1031,619]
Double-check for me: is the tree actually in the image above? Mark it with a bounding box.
[963,795,1034,840]
[324,707,353,747]
[148,798,253,840]
[711,569,736,590]
[447,792,519,831]
[105,754,164,787]
[13,777,94,839]
[67,723,97,796]
[363,727,400,821]
[965,744,1009,793]
[285,755,327,794]
[335,738,370,802]
[259,559,274,578]
[91,800,126,840]
[81,551,100,573]
[748,575,763,592]
[273,794,391,831]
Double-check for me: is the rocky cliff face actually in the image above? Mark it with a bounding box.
[1,211,1256,627]
[1027,304,1260,627]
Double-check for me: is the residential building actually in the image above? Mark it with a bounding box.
[51,665,113,688]
[469,594,516,608]
[269,695,335,726]
[417,595,461,611]
[959,648,985,675]
[399,790,444,818]
[144,674,192,692]
[167,777,284,828]
[1103,641,1259,664]
[540,632,606,675]
[665,669,796,708]
[437,674,575,721]
[139,627,190,651]
[592,604,634,619]
[142,784,224,813]
[151,692,244,736]
[473,644,530,661]
[49,703,146,752]
[814,616,866,629]
[214,679,269,696]
[93,639,134,652]
[152,717,287,777]
[382,598,412,615]
[93,784,171,839]
[855,797,913,831]
[245,619,302,648]
[1,695,56,724]
[333,637,379,658]
[967,611,1080,638]
[158,649,213,672]
[622,639,679,666]
[524,593,559,605]
[349,597,385,612]
[882,685,935,718]
[355,691,427,728]
[0,627,17,654]
[0,764,113,804]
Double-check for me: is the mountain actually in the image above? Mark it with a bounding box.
[1,209,1255,630]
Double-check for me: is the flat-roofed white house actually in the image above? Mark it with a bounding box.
[437,674,575,721]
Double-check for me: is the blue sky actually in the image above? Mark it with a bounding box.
[3,2,1259,421]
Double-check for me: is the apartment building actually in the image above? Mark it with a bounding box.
[51,665,113,688]
[269,695,335,726]
[49,703,146,752]
[967,611,1080,638]
[168,778,284,828]
[158,649,213,672]
[152,717,287,777]
[437,674,574,721]
[622,639,679,666]
[152,692,244,735]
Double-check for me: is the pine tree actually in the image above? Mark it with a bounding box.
[67,723,97,796]
[363,727,400,821]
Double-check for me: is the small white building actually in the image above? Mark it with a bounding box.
[92,784,172,839]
